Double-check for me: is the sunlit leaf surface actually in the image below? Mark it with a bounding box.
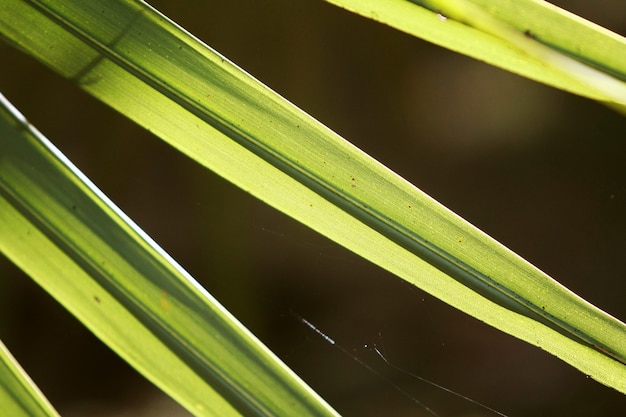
[0,0,624,406]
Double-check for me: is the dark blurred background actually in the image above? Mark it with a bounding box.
[1,1,625,416]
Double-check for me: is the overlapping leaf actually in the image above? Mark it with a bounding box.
[0,2,624,416]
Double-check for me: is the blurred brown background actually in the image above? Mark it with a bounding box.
[1,0,625,416]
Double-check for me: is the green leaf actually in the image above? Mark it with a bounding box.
[0,93,339,416]
[324,0,626,108]
[0,338,60,417]
[1,0,624,405]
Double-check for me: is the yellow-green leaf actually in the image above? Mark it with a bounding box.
[0,339,59,417]
[0,93,339,416]
[1,0,624,410]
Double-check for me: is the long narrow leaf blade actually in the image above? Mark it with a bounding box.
[324,0,626,108]
[0,339,60,417]
[1,0,624,394]
[0,93,339,416]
